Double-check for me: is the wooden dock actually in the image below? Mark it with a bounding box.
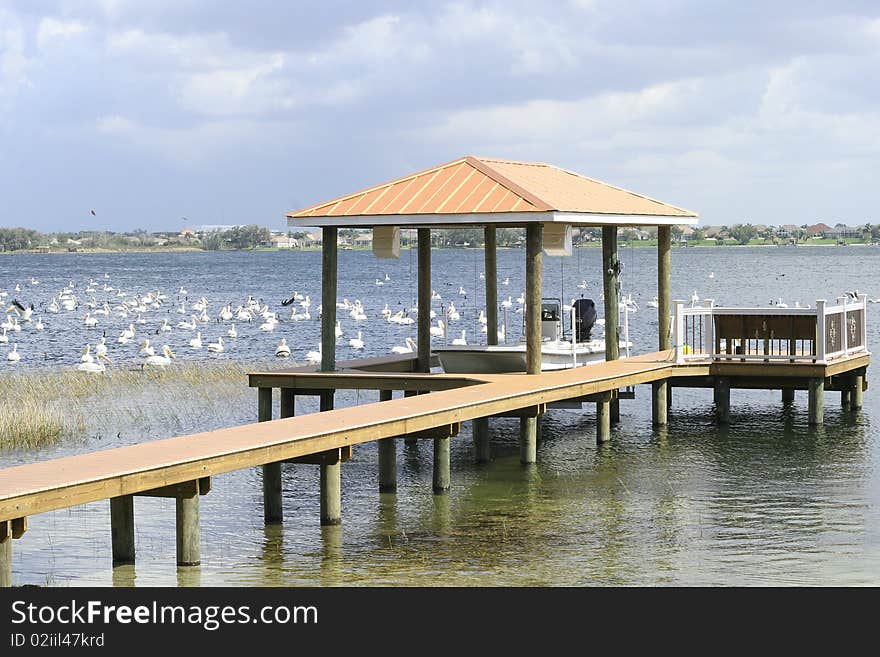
[0,338,869,586]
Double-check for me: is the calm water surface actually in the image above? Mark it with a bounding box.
[1,245,878,586]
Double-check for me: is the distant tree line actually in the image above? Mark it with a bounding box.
[200,224,272,251]
[0,227,45,251]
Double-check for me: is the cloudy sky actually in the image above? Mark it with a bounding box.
[1,0,879,233]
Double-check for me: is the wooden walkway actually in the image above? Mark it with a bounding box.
[0,350,681,522]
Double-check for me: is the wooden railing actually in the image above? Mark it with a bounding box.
[672,294,869,364]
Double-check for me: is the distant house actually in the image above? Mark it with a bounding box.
[704,226,726,239]
[777,224,800,237]
[302,232,322,247]
[677,225,695,241]
[353,232,372,248]
[271,235,298,249]
[179,229,196,239]
[806,223,833,237]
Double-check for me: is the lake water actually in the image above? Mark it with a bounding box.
[1,245,879,586]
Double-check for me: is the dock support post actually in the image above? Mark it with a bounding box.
[321,227,338,372]
[611,398,620,424]
[809,378,824,426]
[259,387,283,525]
[714,377,730,424]
[175,490,200,566]
[319,391,341,525]
[521,223,543,465]
[782,388,795,404]
[1,530,11,588]
[473,417,490,463]
[418,227,432,373]
[433,437,450,494]
[853,374,864,410]
[652,381,668,427]
[378,390,396,492]
[597,393,612,443]
[485,226,498,346]
[110,495,135,564]
[602,227,620,362]
[658,225,671,352]
[841,387,851,410]
[520,417,537,464]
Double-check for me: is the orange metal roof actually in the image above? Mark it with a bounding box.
[287,155,697,222]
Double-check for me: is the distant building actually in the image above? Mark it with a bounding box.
[270,235,298,248]
[197,224,239,233]
[806,223,833,236]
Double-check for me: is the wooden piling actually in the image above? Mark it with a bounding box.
[652,381,668,427]
[597,395,612,444]
[853,374,864,410]
[520,417,537,464]
[714,377,730,424]
[657,225,671,351]
[808,378,824,426]
[472,417,490,463]
[1,529,11,588]
[522,224,542,464]
[610,398,620,424]
[321,227,338,372]
[378,390,396,492]
[841,387,851,410]
[418,227,432,373]
[484,226,498,346]
[319,391,341,525]
[433,437,450,494]
[175,490,200,566]
[782,388,795,404]
[110,495,135,564]
[259,387,283,525]
[602,226,619,361]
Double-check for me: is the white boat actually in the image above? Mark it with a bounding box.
[435,298,632,374]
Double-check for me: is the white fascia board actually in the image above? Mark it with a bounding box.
[287,210,698,228]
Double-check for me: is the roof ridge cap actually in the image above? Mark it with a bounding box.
[466,156,554,211]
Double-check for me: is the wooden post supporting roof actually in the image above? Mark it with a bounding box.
[418,228,432,373]
[321,227,338,372]
[485,226,498,346]
[526,224,543,374]
[653,225,672,427]
[602,227,619,362]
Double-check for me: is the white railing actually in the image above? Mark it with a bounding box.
[672,294,869,365]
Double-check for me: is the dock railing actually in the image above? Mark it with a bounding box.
[673,294,869,364]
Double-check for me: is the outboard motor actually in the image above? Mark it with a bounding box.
[573,298,597,342]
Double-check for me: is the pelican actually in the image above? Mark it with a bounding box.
[458,286,466,296]
[80,344,94,363]
[275,338,291,357]
[177,302,187,314]
[219,305,233,321]
[335,320,343,339]
[690,291,700,307]
[259,316,278,332]
[118,323,135,344]
[452,329,467,345]
[95,336,108,357]
[306,344,322,364]
[384,273,390,281]
[497,323,506,343]
[647,296,660,308]
[189,332,203,349]
[500,296,513,310]
[138,340,155,357]
[177,315,198,330]
[446,303,460,322]
[375,278,384,286]
[502,277,510,286]
[391,337,417,354]
[381,303,392,319]
[34,317,43,331]
[157,318,171,332]
[77,353,111,373]
[0,327,7,344]
[709,271,715,279]
[227,324,238,338]
[143,345,176,367]
[430,319,445,338]
[207,336,224,352]
[6,344,20,362]
[577,280,588,289]
[349,331,364,350]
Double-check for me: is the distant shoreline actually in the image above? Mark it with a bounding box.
[1,241,877,255]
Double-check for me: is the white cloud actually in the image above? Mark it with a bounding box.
[0,13,29,95]
[36,18,88,49]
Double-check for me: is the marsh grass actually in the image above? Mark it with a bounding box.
[0,359,290,452]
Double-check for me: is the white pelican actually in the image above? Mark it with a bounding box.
[335,320,343,339]
[446,303,461,322]
[47,299,59,313]
[497,323,506,343]
[259,316,278,332]
[690,291,700,307]
[219,305,233,321]
[391,337,417,354]
[384,273,390,281]
[118,323,135,344]
[177,302,187,314]
[381,303,392,319]
[157,318,171,332]
[0,327,7,344]
[177,315,198,330]
[227,324,238,338]
[77,353,111,373]
[430,320,445,338]
[275,338,291,357]
[143,345,176,367]
[34,317,43,331]
[577,280,588,289]
[207,336,224,352]
[647,296,659,308]
[95,337,108,357]
[189,332,203,349]
[516,292,525,305]
[138,340,155,357]
[431,290,441,301]
[375,278,384,286]
[80,345,94,363]
[709,271,715,279]
[459,286,466,296]
[502,277,510,286]
[6,343,20,362]
[349,331,364,350]
[1,315,13,330]
[500,296,513,310]
[452,329,467,345]
[478,309,487,325]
